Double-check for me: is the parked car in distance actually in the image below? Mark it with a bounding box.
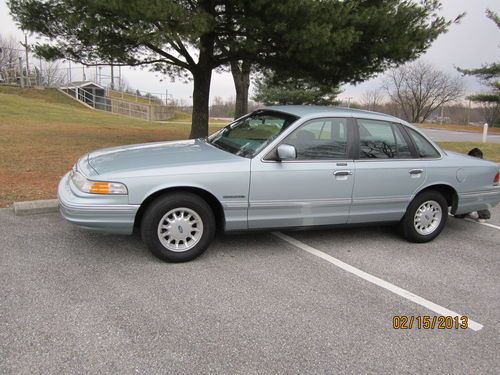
[58,106,500,262]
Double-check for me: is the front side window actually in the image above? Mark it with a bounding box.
[208,111,298,158]
[283,118,349,160]
[407,128,440,158]
[358,119,411,159]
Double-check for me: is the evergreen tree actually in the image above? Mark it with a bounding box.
[458,9,499,127]
[230,0,458,118]
[9,0,456,136]
[253,71,341,106]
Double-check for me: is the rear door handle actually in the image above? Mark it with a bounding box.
[409,169,424,175]
[333,170,352,176]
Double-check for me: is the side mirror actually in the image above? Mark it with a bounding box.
[277,144,297,161]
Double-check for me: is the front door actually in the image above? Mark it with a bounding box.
[248,117,355,229]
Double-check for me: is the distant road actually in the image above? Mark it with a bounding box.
[419,128,500,144]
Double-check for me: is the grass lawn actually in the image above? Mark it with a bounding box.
[0,86,498,207]
[0,86,226,207]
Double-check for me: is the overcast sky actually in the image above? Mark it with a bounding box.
[1,0,499,103]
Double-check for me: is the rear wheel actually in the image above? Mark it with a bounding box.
[400,190,448,243]
[141,193,216,262]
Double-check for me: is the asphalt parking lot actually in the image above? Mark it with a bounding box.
[1,206,499,374]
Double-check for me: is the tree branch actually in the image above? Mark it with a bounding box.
[143,42,190,70]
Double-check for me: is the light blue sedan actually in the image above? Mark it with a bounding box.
[58,106,500,262]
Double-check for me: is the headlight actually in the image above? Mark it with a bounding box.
[70,170,128,195]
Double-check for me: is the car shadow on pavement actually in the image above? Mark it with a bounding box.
[64,223,407,263]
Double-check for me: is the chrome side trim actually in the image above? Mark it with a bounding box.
[250,198,351,208]
[459,190,500,198]
[354,157,441,162]
[221,201,248,209]
[352,196,409,204]
[261,159,354,164]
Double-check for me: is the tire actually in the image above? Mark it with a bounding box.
[400,190,448,243]
[140,192,216,262]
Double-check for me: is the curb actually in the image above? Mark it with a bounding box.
[13,199,59,216]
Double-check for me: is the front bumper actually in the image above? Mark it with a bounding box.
[57,173,139,235]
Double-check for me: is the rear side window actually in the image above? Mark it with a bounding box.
[407,128,440,158]
[357,119,411,159]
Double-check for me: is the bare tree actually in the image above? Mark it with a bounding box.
[0,35,21,69]
[383,61,464,123]
[0,34,22,83]
[361,88,385,111]
[475,99,500,126]
[37,60,66,87]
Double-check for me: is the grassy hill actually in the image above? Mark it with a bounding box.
[0,86,225,207]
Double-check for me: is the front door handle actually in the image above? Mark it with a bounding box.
[409,169,424,175]
[333,170,352,176]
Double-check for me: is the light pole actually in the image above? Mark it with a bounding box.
[110,63,114,90]
[466,98,471,125]
[24,33,30,86]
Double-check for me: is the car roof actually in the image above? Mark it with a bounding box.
[264,105,401,122]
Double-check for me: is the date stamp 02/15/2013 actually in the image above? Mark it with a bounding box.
[393,315,469,330]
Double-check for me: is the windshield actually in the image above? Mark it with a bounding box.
[207,110,298,158]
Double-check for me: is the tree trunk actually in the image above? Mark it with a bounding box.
[231,60,251,119]
[190,67,213,138]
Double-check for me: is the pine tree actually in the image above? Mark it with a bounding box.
[458,9,499,127]
[9,0,455,136]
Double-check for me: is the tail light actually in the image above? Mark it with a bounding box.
[494,171,500,186]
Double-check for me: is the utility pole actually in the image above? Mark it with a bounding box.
[38,57,42,86]
[466,99,471,125]
[440,106,444,125]
[346,97,353,108]
[82,66,86,81]
[118,66,122,91]
[110,63,114,90]
[23,33,30,87]
[68,60,72,83]
[18,56,25,88]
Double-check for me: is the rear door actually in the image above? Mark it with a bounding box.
[349,118,426,224]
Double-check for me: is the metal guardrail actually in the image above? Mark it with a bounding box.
[61,86,174,121]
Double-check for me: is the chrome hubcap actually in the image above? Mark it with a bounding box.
[157,207,203,252]
[414,200,442,235]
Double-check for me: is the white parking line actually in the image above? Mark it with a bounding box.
[273,232,484,331]
[449,214,500,231]
[464,218,500,230]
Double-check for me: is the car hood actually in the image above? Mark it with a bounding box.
[87,139,241,175]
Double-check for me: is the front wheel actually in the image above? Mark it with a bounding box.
[400,190,448,243]
[141,193,216,262]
